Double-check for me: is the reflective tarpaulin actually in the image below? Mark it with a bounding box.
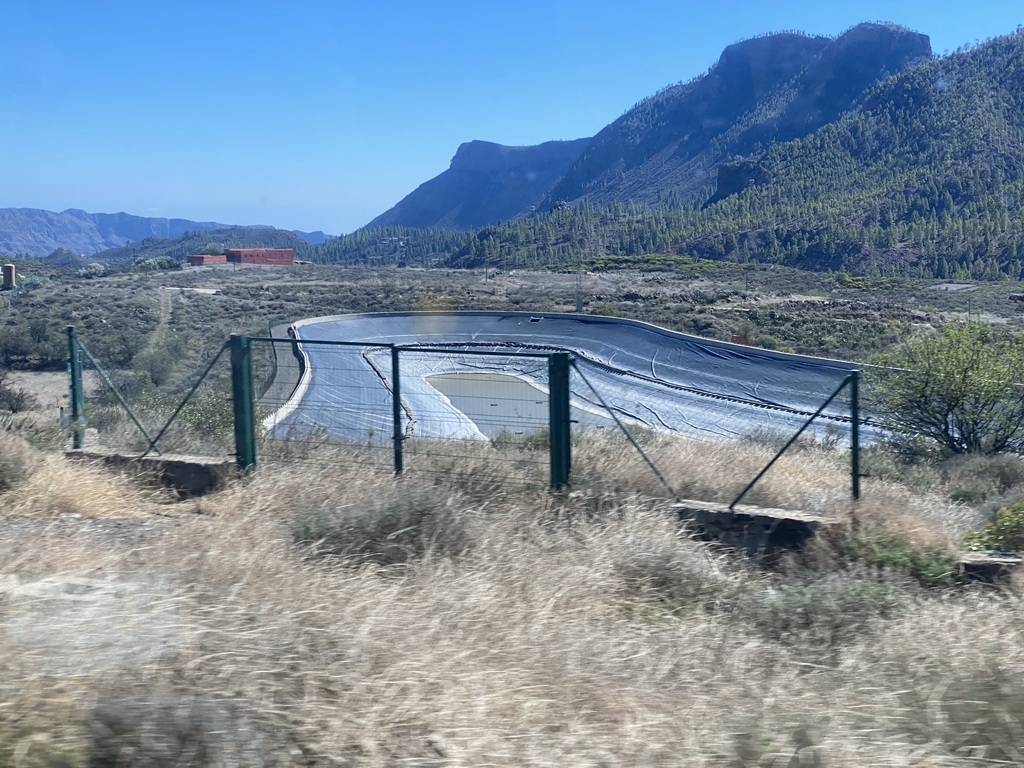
[266,311,860,443]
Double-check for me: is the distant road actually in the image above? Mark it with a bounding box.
[264,311,860,443]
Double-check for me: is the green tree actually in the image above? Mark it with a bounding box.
[868,323,1024,455]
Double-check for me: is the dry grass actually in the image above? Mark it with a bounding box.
[0,431,1017,766]
[575,430,985,535]
[6,455,161,518]
[0,431,162,518]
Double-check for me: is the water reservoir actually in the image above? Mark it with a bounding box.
[425,372,614,438]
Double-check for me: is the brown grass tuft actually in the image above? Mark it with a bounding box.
[5,455,157,518]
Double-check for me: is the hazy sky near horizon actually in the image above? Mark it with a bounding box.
[1,1,1021,234]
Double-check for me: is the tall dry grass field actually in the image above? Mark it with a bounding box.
[0,431,1019,766]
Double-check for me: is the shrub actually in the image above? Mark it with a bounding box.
[610,526,747,611]
[947,453,1024,491]
[963,502,1024,552]
[85,404,126,434]
[0,382,37,413]
[491,427,548,451]
[867,323,1024,455]
[944,453,1024,504]
[839,525,958,586]
[858,445,941,489]
[87,691,265,767]
[737,573,908,650]
[0,432,38,494]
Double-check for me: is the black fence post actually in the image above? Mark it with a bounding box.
[230,334,256,471]
[392,346,404,475]
[548,352,572,489]
[851,370,861,501]
[67,325,85,449]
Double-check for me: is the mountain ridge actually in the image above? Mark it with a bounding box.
[365,138,591,230]
[312,27,1024,281]
[366,23,931,230]
[0,207,332,258]
[542,22,930,208]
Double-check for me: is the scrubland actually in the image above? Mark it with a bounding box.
[3,262,1024,764]
[2,424,1023,767]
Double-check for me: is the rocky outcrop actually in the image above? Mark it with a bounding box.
[705,158,770,206]
[539,23,931,212]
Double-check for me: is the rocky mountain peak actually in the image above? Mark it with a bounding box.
[365,138,591,230]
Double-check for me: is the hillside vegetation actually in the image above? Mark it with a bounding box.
[537,23,931,212]
[368,23,930,231]
[320,29,1024,281]
[92,227,313,266]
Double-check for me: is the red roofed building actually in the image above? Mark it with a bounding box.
[225,248,294,266]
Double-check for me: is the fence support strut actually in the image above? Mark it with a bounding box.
[730,371,861,510]
[67,326,85,449]
[548,352,572,489]
[230,334,257,471]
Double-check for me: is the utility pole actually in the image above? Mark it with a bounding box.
[575,267,583,313]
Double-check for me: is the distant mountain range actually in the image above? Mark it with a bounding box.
[0,207,333,258]
[368,23,931,229]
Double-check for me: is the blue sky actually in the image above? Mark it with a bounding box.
[1,1,1021,234]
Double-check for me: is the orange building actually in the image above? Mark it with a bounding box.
[225,248,294,265]
[186,253,228,266]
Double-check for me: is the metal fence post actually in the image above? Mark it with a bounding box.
[67,325,85,449]
[391,346,403,475]
[851,369,861,501]
[230,334,257,470]
[548,352,572,489]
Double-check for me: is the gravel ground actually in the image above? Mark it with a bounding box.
[0,514,191,544]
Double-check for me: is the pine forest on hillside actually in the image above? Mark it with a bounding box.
[313,30,1024,282]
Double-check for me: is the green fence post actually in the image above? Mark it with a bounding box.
[67,325,85,449]
[548,352,572,490]
[391,346,403,475]
[851,370,861,501]
[230,334,257,471]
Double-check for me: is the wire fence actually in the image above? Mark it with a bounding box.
[69,330,236,459]
[255,338,570,490]
[66,325,864,502]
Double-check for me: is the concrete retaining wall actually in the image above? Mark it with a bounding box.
[65,450,237,497]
